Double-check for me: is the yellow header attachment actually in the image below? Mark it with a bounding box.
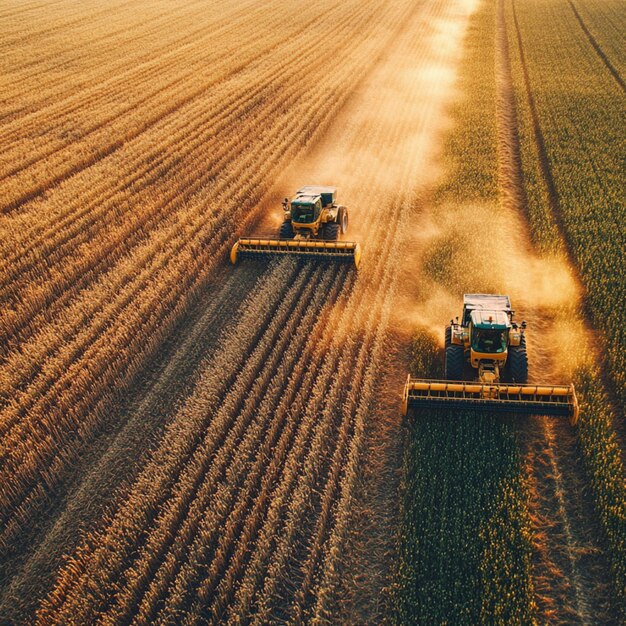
[230,238,361,268]
[401,376,579,425]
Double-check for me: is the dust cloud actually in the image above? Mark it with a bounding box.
[392,193,593,382]
[248,0,590,386]
[246,0,595,385]
[253,0,477,247]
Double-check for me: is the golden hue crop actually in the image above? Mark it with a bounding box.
[0,0,474,621]
[0,0,410,558]
[1,0,425,620]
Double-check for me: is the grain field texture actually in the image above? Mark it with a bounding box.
[1,0,624,624]
[1,0,476,622]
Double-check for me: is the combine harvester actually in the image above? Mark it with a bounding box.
[402,294,579,424]
[230,186,361,268]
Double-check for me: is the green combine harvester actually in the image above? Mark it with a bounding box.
[402,294,579,424]
[230,186,361,268]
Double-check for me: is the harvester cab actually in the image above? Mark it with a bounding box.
[230,185,361,267]
[446,295,527,385]
[402,294,579,424]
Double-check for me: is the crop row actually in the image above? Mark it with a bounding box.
[395,406,535,625]
[0,0,365,352]
[0,0,416,561]
[0,0,323,210]
[505,0,625,405]
[35,0,441,617]
[504,0,626,615]
[36,258,337,623]
[0,0,239,114]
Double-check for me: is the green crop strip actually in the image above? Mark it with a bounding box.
[505,0,626,617]
[393,330,536,625]
[505,0,626,405]
[392,2,536,620]
[396,408,535,625]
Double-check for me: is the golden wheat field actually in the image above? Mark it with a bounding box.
[0,0,624,624]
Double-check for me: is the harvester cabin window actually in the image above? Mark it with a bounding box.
[472,329,507,353]
[292,203,317,223]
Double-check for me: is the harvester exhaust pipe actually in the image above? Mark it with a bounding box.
[230,238,362,268]
[402,376,579,425]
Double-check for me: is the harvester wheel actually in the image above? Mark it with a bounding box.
[444,325,451,349]
[279,221,294,238]
[507,345,528,383]
[445,344,464,380]
[337,206,348,234]
[322,222,340,241]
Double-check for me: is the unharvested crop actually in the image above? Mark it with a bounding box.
[395,0,625,622]
[505,0,626,614]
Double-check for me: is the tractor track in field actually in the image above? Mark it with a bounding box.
[496,2,620,621]
[507,0,578,279]
[518,418,619,625]
[566,0,625,92]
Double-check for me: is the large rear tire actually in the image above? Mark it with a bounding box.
[507,344,528,383]
[444,325,451,349]
[445,344,464,380]
[279,221,294,238]
[322,222,340,241]
[337,206,348,235]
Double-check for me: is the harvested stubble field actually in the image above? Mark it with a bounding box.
[0,0,624,624]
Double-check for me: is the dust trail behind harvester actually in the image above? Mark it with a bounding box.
[255,0,478,250]
[256,0,592,394]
